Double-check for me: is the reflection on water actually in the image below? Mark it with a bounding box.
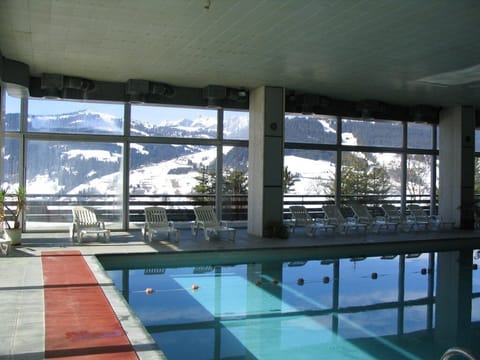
[103,250,480,360]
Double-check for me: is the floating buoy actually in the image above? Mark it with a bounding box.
[323,276,330,284]
[473,263,478,270]
[297,278,305,286]
[145,288,154,294]
[271,279,279,285]
[256,280,263,286]
[371,272,378,280]
[191,284,200,290]
[420,268,427,275]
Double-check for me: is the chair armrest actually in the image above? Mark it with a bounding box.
[345,216,357,224]
[220,220,229,228]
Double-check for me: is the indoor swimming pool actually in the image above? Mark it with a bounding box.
[100,250,480,359]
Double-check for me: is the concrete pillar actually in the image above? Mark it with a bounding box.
[434,251,472,348]
[439,106,475,229]
[248,86,285,237]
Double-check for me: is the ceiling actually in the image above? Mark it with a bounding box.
[1,0,480,109]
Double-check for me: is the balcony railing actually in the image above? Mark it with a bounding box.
[18,193,435,231]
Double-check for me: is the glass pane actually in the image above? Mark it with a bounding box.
[342,118,402,147]
[222,145,248,221]
[25,140,123,231]
[5,91,21,131]
[224,110,248,140]
[340,151,400,204]
[339,257,398,307]
[476,158,480,197]
[129,143,216,228]
[1,137,21,188]
[476,129,480,152]
[406,154,432,203]
[404,253,431,301]
[285,115,337,144]
[131,104,217,138]
[283,149,336,196]
[408,123,433,149]
[28,99,124,135]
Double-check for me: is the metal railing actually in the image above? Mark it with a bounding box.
[18,193,437,231]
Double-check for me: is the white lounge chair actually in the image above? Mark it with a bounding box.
[0,238,11,256]
[322,205,367,234]
[289,205,336,236]
[143,206,179,242]
[349,203,398,232]
[407,204,452,230]
[70,206,110,243]
[381,204,414,232]
[192,206,236,241]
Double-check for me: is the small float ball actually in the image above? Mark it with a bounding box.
[323,276,330,284]
[421,268,427,275]
[297,278,305,286]
[371,272,378,280]
[191,284,200,291]
[473,263,478,270]
[256,280,263,286]
[271,279,279,285]
[145,288,154,294]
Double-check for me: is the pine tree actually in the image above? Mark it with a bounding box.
[283,166,300,194]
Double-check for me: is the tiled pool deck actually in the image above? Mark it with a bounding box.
[2,227,480,359]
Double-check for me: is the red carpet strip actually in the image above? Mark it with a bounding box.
[42,250,138,359]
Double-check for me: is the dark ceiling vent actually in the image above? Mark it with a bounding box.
[41,73,95,99]
[203,85,248,108]
[41,73,64,99]
[357,100,388,119]
[126,79,175,103]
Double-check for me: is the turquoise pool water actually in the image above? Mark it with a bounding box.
[102,251,480,359]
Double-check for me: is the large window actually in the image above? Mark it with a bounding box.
[28,99,124,135]
[131,105,217,138]
[408,123,433,149]
[224,110,249,140]
[285,115,336,144]
[4,91,21,132]
[342,118,402,147]
[25,140,124,231]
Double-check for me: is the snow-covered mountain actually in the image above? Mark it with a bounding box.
[3,109,427,196]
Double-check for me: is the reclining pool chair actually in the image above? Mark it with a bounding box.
[407,204,453,230]
[192,206,236,242]
[289,205,336,236]
[322,205,367,234]
[381,204,414,232]
[349,203,398,232]
[70,206,110,243]
[143,206,179,242]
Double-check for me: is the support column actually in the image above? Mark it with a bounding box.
[434,251,472,348]
[248,86,285,237]
[439,106,475,229]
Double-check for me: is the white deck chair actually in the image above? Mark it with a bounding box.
[349,203,398,232]
[289,206,335,236]
[322,205,367,234]
[142,206,179,242]
[70,206,110,243]
[191,206,236,241]
[407,204,451,230]
[381,204,414,232]
[0,238,11,256]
